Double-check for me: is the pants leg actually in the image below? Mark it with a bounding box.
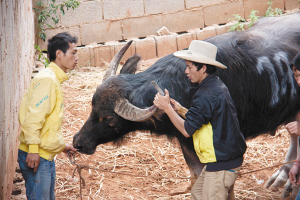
[296,189,300,200]
[18,150,56,200]
[191,166,241,200]
[191,166,206,200]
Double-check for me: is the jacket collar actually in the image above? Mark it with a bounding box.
[198,74,217,88]
[48,62,69,84]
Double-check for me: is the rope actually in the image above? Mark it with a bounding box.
[67,152,296,197]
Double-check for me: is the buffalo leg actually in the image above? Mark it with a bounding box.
[265,133,298,197]
[170,142,204,196]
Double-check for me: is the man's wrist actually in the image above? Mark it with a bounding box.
[295,159,300,167]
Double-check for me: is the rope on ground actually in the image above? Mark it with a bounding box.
[67,152,296,198]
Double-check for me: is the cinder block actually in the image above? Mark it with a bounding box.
[155,35,177,58]
[163,9,204,33]
[135,37,157,60]
[145,0,185,15]
[196,26,216,40]
[77,46,95,68]
[244,0,284,18]
[94,44,115,66]
[285,0,300,10]
[203,1,244,26]
[122,15,163,39]
[81,21,122,45]
[114,41,136,64]
[103,0,144,20]
[36,27,67,51]
[185,0,225,9]
[65,26,82,46]
[176,33,193,50]
[216,23,234,35]
[60,1,103,27]
[187,29,199,40]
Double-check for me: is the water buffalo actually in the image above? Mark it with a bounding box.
[73,12,300,197]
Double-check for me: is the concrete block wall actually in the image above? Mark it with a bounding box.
[36,0,299,67]
[0,1,35,199]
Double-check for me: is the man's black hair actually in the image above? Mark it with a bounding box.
[47,32,78,62]
[291,53,300,71]
[192,61,217,74]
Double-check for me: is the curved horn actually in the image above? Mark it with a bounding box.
[102,40,133,83]
[114,99,157,121]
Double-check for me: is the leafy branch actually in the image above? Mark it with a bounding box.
[34,0,80,42]
[33,0,80,67]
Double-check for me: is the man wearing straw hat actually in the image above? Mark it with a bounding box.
[153,40,247,200]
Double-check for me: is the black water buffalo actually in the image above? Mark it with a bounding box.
[73,12,300,197]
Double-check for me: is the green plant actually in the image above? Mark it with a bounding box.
[34,0,80,42]
[229,0,282,32]
[265,0,283,17]
[34,44,50,67]
[33,0,80,67]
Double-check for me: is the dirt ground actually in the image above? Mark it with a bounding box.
[11,58,296,199]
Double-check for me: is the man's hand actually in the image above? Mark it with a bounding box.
[153,89,171,111]
[289,163,300,185]
[26,153,40,172]
[286,121,300,135]
[170,98,188,118]
[63,144,77,154]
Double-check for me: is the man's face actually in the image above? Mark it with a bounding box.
[185,60,206,84]
[59,42,78,72]
[292,66,300,87]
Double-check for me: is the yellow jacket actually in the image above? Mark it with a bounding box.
[18,62,69,161]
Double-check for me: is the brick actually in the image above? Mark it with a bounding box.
[185,0,225,9]
[103,0,144,20]
[122,15,163,39]
[163,9,204,33]
[60,1,102,27]
[145,0,185,15]
[135,37,157,60]
[203,1,244,26]
[77,46,95,68]
[244,0,284,18]
[196,26,216,40]
[81,20,122,45]
[114,41,136,64]
[155,35,177,58]
[285,0,300,10]
[176,33,193,50]
[94,44,115,66]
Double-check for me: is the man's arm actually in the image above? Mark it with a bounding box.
[286,113,300,135]
[289,153,300,185]
[154,89,190,138]
[19,78,56,171]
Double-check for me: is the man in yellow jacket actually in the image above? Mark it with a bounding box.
[18,32,78,200]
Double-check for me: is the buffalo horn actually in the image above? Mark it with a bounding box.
[114,99,157,121]
[102,40,133,83]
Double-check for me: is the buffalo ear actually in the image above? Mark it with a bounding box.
[120,54,141,74]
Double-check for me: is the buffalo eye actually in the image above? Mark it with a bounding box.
[101,115,118,127]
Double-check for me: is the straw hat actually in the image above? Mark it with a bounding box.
[173,40,227,69]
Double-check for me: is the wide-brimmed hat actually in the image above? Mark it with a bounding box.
[173,40,227,69]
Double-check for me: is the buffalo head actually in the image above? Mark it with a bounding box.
[73,40,159,154]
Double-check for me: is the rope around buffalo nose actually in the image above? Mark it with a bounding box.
[67,152,296,198]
